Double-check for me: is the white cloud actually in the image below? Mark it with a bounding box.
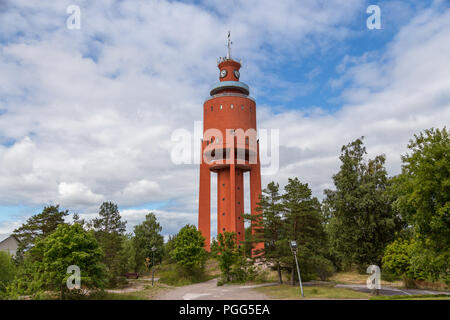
[0,1,449,239]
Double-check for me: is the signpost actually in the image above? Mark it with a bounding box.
[290,240,304,297]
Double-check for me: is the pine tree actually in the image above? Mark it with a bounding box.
[92,202,127,285]
[13,205,68,254]
[133,212,164,270]
[282,178,329,283]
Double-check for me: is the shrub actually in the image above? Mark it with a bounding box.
[0,251,16,298]
[170,225,207,272]
[382,239,413,278]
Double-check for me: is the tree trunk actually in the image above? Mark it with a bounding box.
[277,263,283,284]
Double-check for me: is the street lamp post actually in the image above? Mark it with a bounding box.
[151,246,157,286]
[290,240,304,297]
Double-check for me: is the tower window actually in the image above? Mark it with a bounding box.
[223,228,225,231]
[237,201,240,205]
[237,186,240,190]
[230,104,234,109]
[211,106,213,111]
[222,198,225,201]
[220,104,223,110]
[238,232,241,235]
[222,212,225,216]
[250,106,252,112]
[241,105,244,110]
[245,137,249,145]
[222,183,225,187]
[238,217,240,220]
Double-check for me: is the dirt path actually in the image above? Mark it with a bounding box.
[105,278,160,294]
[156,278,277,300]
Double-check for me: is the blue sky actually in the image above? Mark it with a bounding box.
[0,0,449,240]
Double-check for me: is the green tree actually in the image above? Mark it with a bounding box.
[13,205,68,255]
[9,224,106,299]
[119,235,138,273]
[163,234,178,262]
[255,181,286,283]
[133,212,164,271]
[92,202,127,285]
[391,128,449,281]
[217,232,240,282]
[282,178,331,283]
[324,138,401,270]
[170,225,207,271]
[382,239,414,278]
[0,251,16,298]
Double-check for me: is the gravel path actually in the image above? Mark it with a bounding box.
[156,278,277,300]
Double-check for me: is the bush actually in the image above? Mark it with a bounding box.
[170,225,207,272]
[382,239,413,278]
[0,251,16,298]
[158,263,208,286]
[312,256,335,281]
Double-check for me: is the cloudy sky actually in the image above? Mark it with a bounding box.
[0,0,449,240]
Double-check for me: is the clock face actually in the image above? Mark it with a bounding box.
[234,70,240,79]
[220,69,227,78]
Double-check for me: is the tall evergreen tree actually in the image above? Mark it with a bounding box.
[133,212,164,270]
[92,202,126,285]
[13,205,68,254]
[256,182,285,283]
[282,178,329,283]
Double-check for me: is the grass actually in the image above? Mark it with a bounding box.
[93,282,168,300]
[254,284,370,300]
[370,294,450,300]
[155,258,219,286]
[329,271,403,287]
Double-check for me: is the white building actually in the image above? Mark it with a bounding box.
[0,235,19,257]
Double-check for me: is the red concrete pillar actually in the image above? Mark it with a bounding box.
[198,141,211,251]
[250,140,264,255]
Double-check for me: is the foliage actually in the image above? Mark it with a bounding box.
[282,177,331,282]
[382,239,414,278]
[7,224,106,299]
[133,212,164,271]
[13,205,68,255]
[216,232,240,282]
[210,237,219,257]
[324,138,401,270]
[0,251,16,298]
[255,182,285,283]
[390,128,449,282]
[92,202,127,286]
[216,232,256,283]
[170,224,207,271]
[163,234,178,262]
[119,234,138,273]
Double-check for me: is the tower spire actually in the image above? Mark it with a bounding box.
[226,31,232,59]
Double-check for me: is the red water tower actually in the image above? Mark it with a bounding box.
[198,33,263,253]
